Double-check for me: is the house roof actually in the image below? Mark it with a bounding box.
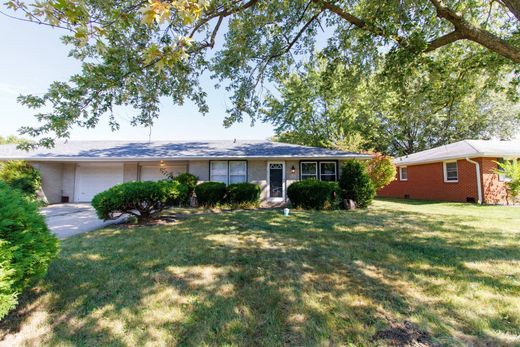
[395,140,520,166]
[0,140,371,161]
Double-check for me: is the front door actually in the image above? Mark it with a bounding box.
[268,162,285,200]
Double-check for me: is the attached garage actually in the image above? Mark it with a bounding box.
[139,164,187,181]
[74,164,124,202]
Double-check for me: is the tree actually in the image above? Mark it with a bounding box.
[263,53,520,155]
[3,0,519,148]
[365,154,397,191]
[0,135,28,145]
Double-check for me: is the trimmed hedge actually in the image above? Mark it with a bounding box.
[0,181,59,319]
[287,179,339,210]
[0,161,42,198]
[92,180,188,222]
[339,160,376,208]
[226,183,261,206]
[194,182,227,207]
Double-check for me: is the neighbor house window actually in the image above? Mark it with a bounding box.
[210,161,247,185]
[443,161,458,182]
[399,167,408,181]
[497,158,514,182]
[320,162,337,181]
[301,162,318,180]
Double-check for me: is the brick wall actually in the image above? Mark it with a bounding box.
[378,159,479,202]
[481,157,509,204]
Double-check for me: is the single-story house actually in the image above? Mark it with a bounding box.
[378,140,520,204]
[0,140,371,205]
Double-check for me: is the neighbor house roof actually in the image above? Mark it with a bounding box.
[395,140,520,166]
[0,140,371,161]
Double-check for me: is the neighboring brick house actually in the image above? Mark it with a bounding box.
[378,140,520,204]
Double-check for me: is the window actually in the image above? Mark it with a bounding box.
[210,161,247,185]
[320,162,337,181]
[443,161,458,182]
[497,158,514,182]
[229,161,247,184]
[300,161,338,181]
[301,162,318,180]
[210,161,229,184]
[399,167,408,181]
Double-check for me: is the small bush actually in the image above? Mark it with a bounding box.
[195,182,227,207]
[365,154,396,191]
[0,161,42,198]
[172,173,198,204]
[0,181,59,319]
[226,183,261,207]
[287,179,339,210]
[339,160,376,208]
[92,180,188,223]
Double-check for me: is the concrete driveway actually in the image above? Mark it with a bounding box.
[41,204,125,239]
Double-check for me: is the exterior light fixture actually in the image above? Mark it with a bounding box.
[291,165,296,174]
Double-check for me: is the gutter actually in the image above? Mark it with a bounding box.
[465,158,482,204]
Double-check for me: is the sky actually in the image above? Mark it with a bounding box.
[0,13,275,142]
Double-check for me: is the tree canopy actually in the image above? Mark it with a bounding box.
[262,53,520,155]
[3,0,520,148]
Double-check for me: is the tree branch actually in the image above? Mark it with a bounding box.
[314,0,520,62]
[313,0,402,45]
[499,0,520,21]
[429,0,520,63]
[424,30,465,52]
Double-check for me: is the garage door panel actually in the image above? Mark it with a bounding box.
[75,165,124,202]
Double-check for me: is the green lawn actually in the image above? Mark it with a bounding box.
[1,199,519,346]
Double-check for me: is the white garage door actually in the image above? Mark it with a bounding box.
[74,164,124,202]
[140,165,187,181]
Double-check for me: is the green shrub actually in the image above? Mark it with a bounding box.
[226,183,261,207]
[339,160,376,208]
[494,159,520,203]
[195,182,227,207]
[0,161,42,198]
[92,180,188,223]
[172,173,198,204]
[287,179,339,210]
[0,181,59,319]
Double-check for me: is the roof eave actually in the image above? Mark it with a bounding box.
[394,153,519,166]
[0,154,372,162]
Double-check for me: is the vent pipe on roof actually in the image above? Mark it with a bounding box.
[465,158,482,204]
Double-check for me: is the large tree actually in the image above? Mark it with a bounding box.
[262,52,520,155]
[3,0,519,148]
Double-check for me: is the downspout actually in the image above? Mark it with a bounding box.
[465,158,482,204]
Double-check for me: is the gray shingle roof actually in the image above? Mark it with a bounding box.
[395,140,520,166]
[0,140,370,161]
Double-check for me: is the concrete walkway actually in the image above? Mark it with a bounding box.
[41,203,125,239]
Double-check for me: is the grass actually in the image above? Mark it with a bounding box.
[1,198,519,346]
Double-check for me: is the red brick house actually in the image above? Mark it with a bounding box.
[378,140,520,204]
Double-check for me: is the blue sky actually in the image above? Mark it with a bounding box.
[0,14,275,142]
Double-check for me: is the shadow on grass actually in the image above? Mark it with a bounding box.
[1,205,519,346]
